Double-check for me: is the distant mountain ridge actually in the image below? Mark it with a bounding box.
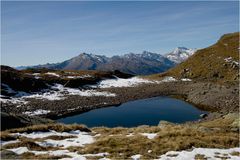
[16,47,196,75]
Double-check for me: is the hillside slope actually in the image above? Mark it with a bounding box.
[148,32,239,81]
[0,65,132,95]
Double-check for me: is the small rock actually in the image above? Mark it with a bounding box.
[198,126,212,133]
[230,128,239,132]
[200,114,208,118]
[212,127,221,131]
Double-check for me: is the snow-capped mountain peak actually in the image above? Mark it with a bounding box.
[77,53,108,62]
[165,47,197,63]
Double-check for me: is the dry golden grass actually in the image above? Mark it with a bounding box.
[0,132,17,141]
[19,152,71,159]
[4,123,90,134]
[92,125,161,136]
[3,139,51,151]
[1,113,239,159]
[230,151,240,156]
[197,113,239,129]
[83,123,239,159]
[214,155,231,159]
[194,154,207,160]
[41,135,77,141]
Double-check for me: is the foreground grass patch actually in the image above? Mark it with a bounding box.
[0,113,239,159]
[84,122,239,159]
[3,123,90,134]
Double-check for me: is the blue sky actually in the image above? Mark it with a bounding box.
[1,1,239,67]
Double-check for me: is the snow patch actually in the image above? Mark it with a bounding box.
[131,154,141,160]
[0,140,20,146]
[23,91,64,100]
[7,147,87,159]
[141,133,157,139]
[181,78,192,81]
[24,109,51,116]
[88,76,184,88]
[8,147,29,155]
[32,73,40,76]
[32,73,41,79]
[224,57,239,66]
[13,130,95,148]
[0,97,27,105]
[160,77,177,82]
[8,146,108,160]
[224,57,233,62]
[45,72,60,77]
[37,133,94,148]
[66,75,92,79]
[98,158,111,160]
[91,77,155,88]
[10,130,95,152]
[12,130,74,139]
[48,84,116,98]
[126,133,134,137]
[1,84,115,107]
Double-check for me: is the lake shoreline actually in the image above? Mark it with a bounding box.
[43,81,239,119]
[1,80,238,130]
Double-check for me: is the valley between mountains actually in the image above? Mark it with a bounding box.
[0,32,239,159]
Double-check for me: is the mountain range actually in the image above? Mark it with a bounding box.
[16,47,197,75]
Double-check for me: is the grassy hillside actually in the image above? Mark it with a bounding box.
[148,32,239,82]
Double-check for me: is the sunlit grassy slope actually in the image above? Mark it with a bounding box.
[147,32,239,82]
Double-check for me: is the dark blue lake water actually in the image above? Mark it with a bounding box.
[58,97,207,127]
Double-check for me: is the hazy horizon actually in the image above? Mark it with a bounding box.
[1,1,239,67]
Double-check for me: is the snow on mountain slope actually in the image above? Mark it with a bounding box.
[165,47,197,63]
